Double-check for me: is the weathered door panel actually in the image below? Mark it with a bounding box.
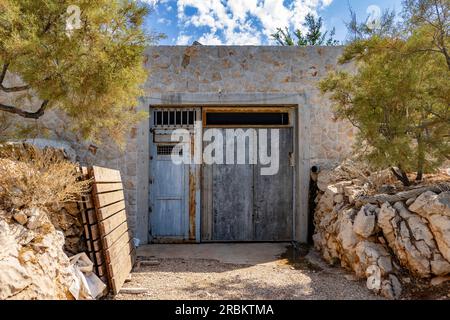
[253,129,293,241]
[203,127,294,241]
[211,164,254,241]
[149,108,201,242]
[150,156,187,238]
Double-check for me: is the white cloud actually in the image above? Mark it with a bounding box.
[198,32,223,45]
[176,34,192,45]
[176,0,334,45]
[140,0,168,6]
[157,17,171,25]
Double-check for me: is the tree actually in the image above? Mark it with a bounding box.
[345,6,398,41]
[0,0,163,144]
[403,0,450,69]
[319,2,450,186]
[271,13,339,46]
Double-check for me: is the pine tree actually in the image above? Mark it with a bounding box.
[272,13,339,46]
[0,0,163,144]
[319,1,450,186]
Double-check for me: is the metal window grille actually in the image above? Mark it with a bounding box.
[153,110,197,128]
[157,145,183,156]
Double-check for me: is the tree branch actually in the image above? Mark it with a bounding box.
[0,63,31,92]
[0,64,7,84]
[0,83,31,92]
[0,100,49,119]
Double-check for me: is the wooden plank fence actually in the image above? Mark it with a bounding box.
[78,166,136,295]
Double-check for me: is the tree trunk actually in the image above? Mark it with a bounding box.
[391,167,411,187]
[357,182,450,206]
[416,138,425,182]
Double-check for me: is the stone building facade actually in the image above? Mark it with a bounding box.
[144,46,355,164]
[1,46,356,244]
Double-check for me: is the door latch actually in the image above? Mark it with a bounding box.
[289,152,295,167]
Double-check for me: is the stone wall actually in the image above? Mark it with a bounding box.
[313,160,450,299]
[145,46,356,165]
[1,45,357,241]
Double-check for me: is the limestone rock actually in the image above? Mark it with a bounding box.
[425,191,450,217]
[430,276,450,286]
[381,274,402,299]
[428,215,450,263]
[353,205,378,238]
[13,212,28,225]
[335,181,353,194]
[334,194,344,204]
[23,207,39,217]
[48,207,83,254]
[317,171,335,192]
[406,197,416,206]
[27,213,42,230]
[409,191,438,216]
[356,241,393,276]
[338,209,360,251]
[0,221,32,299]
[0,209,77,300]
[313,158,450,300]
[345,186,365,204]
[9,223,36,246]
[430,254,450,276]
[378,202,450,277]
[409,191,450,263]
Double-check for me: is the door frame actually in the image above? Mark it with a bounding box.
[148,107,201,243]
[137,93,309,244]
[200,107,297,242]
[148,137,189,242]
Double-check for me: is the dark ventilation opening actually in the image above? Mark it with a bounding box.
[153,110,197,127]
[206,112,289,126]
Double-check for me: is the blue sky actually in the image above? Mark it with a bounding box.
[142,0,403,45]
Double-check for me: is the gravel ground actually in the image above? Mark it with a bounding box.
[114,249,383,300]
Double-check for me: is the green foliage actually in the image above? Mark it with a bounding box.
[345,6,399,41]
[272,13,339,46]
[0,0,163,145]
[320,23,450,184]
[402,0,450,69]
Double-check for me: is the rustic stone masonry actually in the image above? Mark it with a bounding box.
[1,46,357,241]
[313,160,450,299]
[145,46,356,165]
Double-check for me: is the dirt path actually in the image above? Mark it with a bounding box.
[114,246,383,300]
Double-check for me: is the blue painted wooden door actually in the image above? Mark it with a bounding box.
[149,138,189,240]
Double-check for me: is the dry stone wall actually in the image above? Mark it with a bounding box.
[313,161,450,299]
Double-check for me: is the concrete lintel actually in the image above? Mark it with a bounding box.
[144,92,306,107]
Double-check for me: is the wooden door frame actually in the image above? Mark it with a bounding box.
[137,93,310,244]
[198,106,297,242]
